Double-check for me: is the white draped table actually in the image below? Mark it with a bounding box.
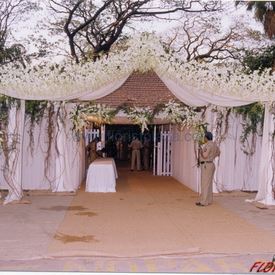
[85,158,118,192]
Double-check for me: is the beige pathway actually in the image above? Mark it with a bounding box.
[48,167,275,257]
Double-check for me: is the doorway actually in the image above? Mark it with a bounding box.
[104,124,154,172]
[84,123,173,176]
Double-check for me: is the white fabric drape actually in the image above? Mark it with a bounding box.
[171,115,263,194]
[52,105,85,192]
[204,108,262,192]
[255,104,275,205]
[0,75,131,101]
[157,74,255,107]
[77,76,130,101]
[2,104,86,193]
[22,116,55,190]
[213,115,261,192]
[2,101,25,204]
[172,127,200,192]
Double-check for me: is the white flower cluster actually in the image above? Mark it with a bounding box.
[82,104,117,123]
[70,103,117,133]
[0,33,274,102]
[161,100,207,143]
[160,100,200,128]
[70,105,87,133]
[126,106,154,133]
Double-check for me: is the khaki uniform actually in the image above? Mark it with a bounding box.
[129,139,143,171]
[199,141,220,206]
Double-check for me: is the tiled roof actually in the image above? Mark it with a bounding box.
[95,71,178,107]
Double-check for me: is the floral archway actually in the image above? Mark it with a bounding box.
[0,33,274,102]
[0,33,274,205]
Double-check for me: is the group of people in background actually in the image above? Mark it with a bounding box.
[86,134,153,171]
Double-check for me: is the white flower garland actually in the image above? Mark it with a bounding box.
[125,106,154,133]
[70,101,207,140]
[0,33,274,102]
[70,103,117,133]
[160,100,199,127]
[159,100,207,143]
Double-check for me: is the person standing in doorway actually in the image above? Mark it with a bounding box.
[196,131,220,207]
[129,136,143,171]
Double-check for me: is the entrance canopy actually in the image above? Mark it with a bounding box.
[0,34,274,107]
[0,33,274,206]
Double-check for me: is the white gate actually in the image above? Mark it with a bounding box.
[84,127,100,146]
[153,125,173,176]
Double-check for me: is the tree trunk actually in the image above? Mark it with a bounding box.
[264,10,275,39]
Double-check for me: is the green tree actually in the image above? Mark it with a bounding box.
[236,2,275,71]
[242,45,275,73]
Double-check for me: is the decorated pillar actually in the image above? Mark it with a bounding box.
[3,100,25,204]
[255,103,275,205]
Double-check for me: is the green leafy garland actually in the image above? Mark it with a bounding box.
[25,100,48,155]
[211,106,232,146]
[233,102,264,155]
[0,95,21,202]
[0,95,19,150]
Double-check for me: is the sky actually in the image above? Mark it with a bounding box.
[11,0,268,62]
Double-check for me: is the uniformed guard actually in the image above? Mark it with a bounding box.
[129,136,143,171]
[196,131,220,206]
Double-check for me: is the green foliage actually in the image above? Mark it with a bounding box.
[0,95,20,151]
[0,44,27,66]
[238,45,274,154]
[25,100,48,124]
[25,100,48,155]
[0,95,19,124]
[234,102,265,151]
[0,96,10,125]
[243,45,275,73]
